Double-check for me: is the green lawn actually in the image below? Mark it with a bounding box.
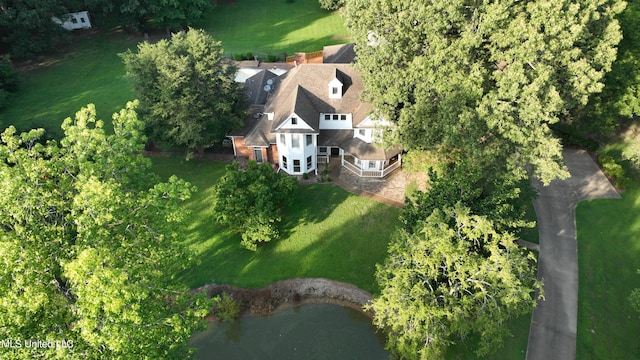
[151,157,399,294]
[196,0,349,55]
[576,140,640,359]
[1,32,136,136]
[0,0,348,135]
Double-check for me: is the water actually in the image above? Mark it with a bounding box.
[190,303,390,359]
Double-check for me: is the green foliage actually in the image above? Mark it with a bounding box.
[577,1,640,136]
[216,292,241,323]
[0,0,70,58]
[401,159,535,234]
[213,161,298,251]
[84,0,211,32]
[622,140,640,170]
[630,271,640,313]
[343,0,625,185]
[369,204,540,359]
[0,56,20,93]
[598,154,631,188]
[0,102,213,359]
[319,0,344,10]
[121,28,244,154]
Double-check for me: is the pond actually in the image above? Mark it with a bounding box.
[190,303,390,359]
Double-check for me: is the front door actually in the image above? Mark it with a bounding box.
[253,148,263,163]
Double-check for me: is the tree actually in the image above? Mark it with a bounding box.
[318,0,344,11]
[121,28,244,155]
[0,102,213,359]
[84,0,211,32]
[0,55,20,110]
[574,0,640,138]
[343,0,626,185]
[0,0,70,58]
[631,270,640,313]
[213,161,298,251]
[368,204,541,359]
[401,157,535,235]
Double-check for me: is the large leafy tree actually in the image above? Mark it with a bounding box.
[121,28,244,155]
[84,0,211,32]
[574,0,640,136]
[0,102,212,359]
[0,0,70,58]
[343,0,626,185]
[369,204,540,359]
[213,161,298,251]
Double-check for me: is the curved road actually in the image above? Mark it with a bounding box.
[526,149,620,360]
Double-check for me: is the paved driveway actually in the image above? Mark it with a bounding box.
[526,149,620,360]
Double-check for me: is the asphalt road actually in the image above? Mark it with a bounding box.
[526,149,620,360]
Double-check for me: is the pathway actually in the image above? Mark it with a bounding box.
[526,149,620,360]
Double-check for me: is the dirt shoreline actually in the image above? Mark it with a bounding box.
[193,278,375,319]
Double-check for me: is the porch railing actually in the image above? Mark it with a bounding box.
[341,157,401,178]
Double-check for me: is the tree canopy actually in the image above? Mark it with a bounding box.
[213,161,298,251]
[0,0,70,58]
[121,28,244,155]
[343,0,626,185]
[0,102,212,359]
[83,0,211,32]
[368,204,541,359]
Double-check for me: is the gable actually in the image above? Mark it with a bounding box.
[275,112,314,131]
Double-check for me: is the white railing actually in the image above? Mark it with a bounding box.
[381,160,401,177]
[317,155,330,164]
[341,158,362,175]
[341,158,401,178]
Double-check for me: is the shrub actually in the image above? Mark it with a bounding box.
[319,0,344,10]
[599,155,631,188]
[216,292,240,322]
[213,161,298,250]
[0,56,20,93]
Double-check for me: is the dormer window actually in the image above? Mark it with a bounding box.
[328,74,343,99]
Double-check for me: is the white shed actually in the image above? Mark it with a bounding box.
[52,11,92,31]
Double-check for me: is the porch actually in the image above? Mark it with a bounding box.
[340,154,402,178]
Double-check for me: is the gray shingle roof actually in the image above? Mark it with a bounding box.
[341,137,401,160]
[323,43,356,64]
[265,64,366,131]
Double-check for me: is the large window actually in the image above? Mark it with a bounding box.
[319,147,327,154]
[294,160,301,173]
[280,134,286,146]
[282,156,288,170]
[359,129,366,137]
[292,134,300,148]
[306,156,312,169]
[306,134,313,146]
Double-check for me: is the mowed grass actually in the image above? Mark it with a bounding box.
[1,0,348,134]
[196,0,349,55]
[576,139,640,359]
[1,32,136,136]
[151,157,399,294]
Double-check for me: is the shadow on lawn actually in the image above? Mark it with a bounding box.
[181,192,399,294]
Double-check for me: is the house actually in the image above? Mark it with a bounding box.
[228,47,401,178]
[52,11,92,31]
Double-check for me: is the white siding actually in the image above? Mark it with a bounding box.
[319,113,352,130]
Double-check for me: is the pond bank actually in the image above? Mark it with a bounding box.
[193,278,374,318]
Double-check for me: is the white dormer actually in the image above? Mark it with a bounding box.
[328,77,343,99]
[275,113,313,131]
